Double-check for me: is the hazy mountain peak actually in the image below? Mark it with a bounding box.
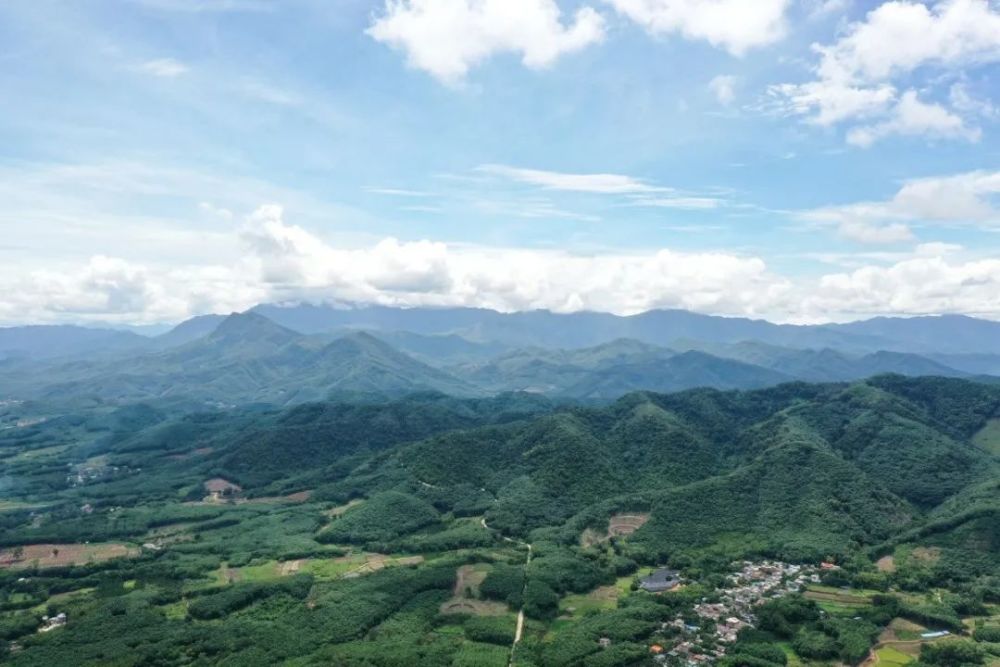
[208,311,300,345]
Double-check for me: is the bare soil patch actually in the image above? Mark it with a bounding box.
[204,478,241,494]
[581,513,649,546]
[440,598,509,616]
[876,555,896,573]
[279,559,308,575]
[167,447,213,461]
[454,564,489,597]
[911,547,941,564]
[233,490,313,505]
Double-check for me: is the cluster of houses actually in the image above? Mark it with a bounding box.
[66,461,123,487]
[646,560,822,665]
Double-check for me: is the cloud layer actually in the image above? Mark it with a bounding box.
[4,204,1000,326]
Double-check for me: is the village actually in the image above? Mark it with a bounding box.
[644,560,825,665]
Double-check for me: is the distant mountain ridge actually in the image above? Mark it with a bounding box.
[1,304,998,406]
[0,313,480,404]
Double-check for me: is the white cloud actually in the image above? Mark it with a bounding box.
[5,204,1000,324]
[813,0,1000,84]
[807,253,1000,320]
[846,90,981,147]
[800,169,1000,242]
[768,80,896,126]
[708,74,737,105]
[950,81,999,118]
[476,164,668,193]
[366,0,605,84]
[604,0,792,55]
[630,196,722,210]
[770,0,1000,143]
[365,187,434,197]
[136,58,189,78]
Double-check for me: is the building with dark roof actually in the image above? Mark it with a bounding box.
[639,568,680,592]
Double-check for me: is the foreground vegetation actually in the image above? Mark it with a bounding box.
[1,375,998,665]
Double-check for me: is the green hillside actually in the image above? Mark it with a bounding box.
[1,376,998,666]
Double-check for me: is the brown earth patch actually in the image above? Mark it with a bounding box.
[581,513,649,546]
[233,490,313,505]
[0,543,138,569]
[279,559,308,575]
[876,555,896,573]
[440,598,509,616]
[911,547,941,564]
[454,564,489,597]
[204,478,241,494]
[339,553,424,578]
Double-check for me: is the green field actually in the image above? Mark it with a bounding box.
[875,646,914,666]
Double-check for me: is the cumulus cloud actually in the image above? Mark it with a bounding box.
[4,204,1000,324]
[846,90,982,147]
[604,0,792,55]
[800,169,1000,242]
[770,0,1000,143]
[0,256,262,326]
[807,254,1000,320]
[366,0,606,84]
[708,74,737,105]
[136,58,189,77]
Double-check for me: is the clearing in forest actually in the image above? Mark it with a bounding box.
[0,543,138,569]
[304,552,423,580]
[203,478,242,502]
[580,513,649,546]
[876,555,896,573]
[440,563,508,617]
[560,585,618,619]
[324,499,364,518]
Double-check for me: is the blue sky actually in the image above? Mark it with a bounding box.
[0,0,998,325]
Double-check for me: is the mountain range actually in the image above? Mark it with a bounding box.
[1,303,999,406]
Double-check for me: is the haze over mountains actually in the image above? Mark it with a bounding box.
[2,303,999,405]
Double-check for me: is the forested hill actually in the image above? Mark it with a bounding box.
[337,375,1000,561]
[2,375,999,666]
[6,375,996,565]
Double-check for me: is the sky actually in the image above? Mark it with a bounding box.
[0,0,998,326]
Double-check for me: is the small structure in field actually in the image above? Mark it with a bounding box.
[39,613,67,632]
[203,478,242,502]
[639,568,681,593]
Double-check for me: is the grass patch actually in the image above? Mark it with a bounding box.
[875,646,914,666]
[973,418,1000,455]
[451,641,509,667]
[777,642,804,667]
[560,585,617,619]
